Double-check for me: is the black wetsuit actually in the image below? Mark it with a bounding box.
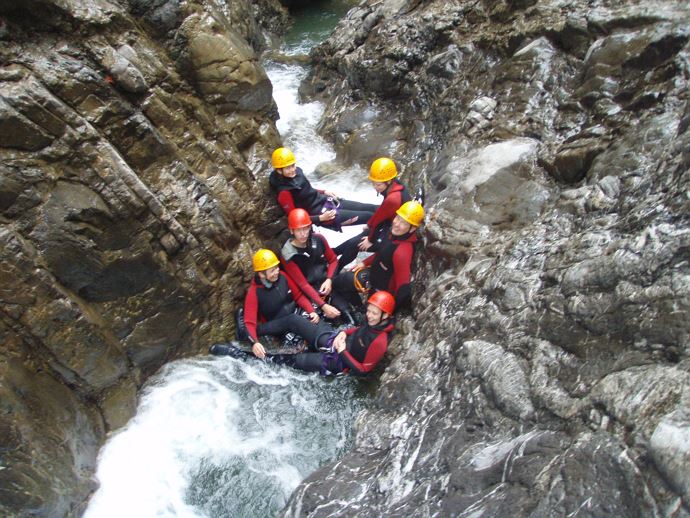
[334,180,411,269]
[333,230,417,310]
[272,318,395,376]
[269,167,378,229]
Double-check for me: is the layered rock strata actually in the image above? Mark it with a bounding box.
[0,0,287,515]
[287,0,690,515]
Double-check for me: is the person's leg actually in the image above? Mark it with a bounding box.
[337,208,374,227]
[333,231,365,270]
[332,271,362,308]
[266,351,323,372]
[292,352,325,372]
[328,289,350,315]
[258,314,333,350]
[338,199,379,213]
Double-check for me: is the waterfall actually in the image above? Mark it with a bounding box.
[84,3,376,516]
[84,358,367,518]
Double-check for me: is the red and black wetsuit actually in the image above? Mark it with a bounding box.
[269,319,395,376]
[337,320,394,375]
[365,180,410,241]
[332,230,418,310]
[243,271,314,343]
[269,167,378,230]
[269,167,326,225]
[334,180,410,269]
[364,231,417,309]
[280,233,338,308]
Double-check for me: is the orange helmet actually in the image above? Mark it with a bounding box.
[287,208,312,230]
[369,157,398,182]
[368,290,395,315]
[272,147,296,169]
[252,249,280,272]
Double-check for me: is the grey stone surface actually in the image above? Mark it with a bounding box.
[286,0,690,515]
[0,0,286,515]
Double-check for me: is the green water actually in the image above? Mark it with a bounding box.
[283,0,360,52]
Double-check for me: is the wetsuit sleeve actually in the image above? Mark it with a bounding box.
[321,235,338,279]
[276,190,296,215]
[340,332,388,375]
[281,258,326,307]
[285,272,315,313]
[243,285,260,343]
[390,242,414,308]
[367,191,401,240]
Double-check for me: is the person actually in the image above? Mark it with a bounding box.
[333,157,411,270]
[239,248,327,359]
[269,147,378,230]
[211,291,396,377]
[280,208,350,321]
[333,201,424,311]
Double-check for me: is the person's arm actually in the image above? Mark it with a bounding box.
[321,235,339,280]
[276,190,297,215]
[284,272,317,314]
[367,192,401,240]
[390,243,414,308]
[243,285,260,344]
[281,258,326,307]
[340,332,388,375]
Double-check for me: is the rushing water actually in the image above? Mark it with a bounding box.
[84,3,377,517]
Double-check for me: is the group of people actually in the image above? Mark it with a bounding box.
[210,147,425,377]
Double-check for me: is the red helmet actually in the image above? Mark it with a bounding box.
[367,290,395,315]
[287,208,312,230]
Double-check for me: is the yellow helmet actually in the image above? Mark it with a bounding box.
[272,147,296,169]
[252,249,280,272]
[396,201,424,227]
[369,157,397,182]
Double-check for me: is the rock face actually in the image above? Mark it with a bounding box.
[0,0,287,515]
[286,0,690,516]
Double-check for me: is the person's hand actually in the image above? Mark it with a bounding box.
[358,236,373,251]
[321,304,341,319]
[319,278,332,296]
[308,312,320,324]
[334,332,347,353]
[252,342,266,359]
[323,190,338,200]
[319,210,336,222]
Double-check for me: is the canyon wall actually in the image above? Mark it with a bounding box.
[287,0,690,516]
[0,0,287,515]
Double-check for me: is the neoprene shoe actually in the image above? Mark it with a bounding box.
[209,343,248,358]
[235,308,249,342]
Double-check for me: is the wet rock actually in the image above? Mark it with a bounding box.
[546,137,609,184]
[0,0,285,514]
[425,138,554,254]
[0,99,55,150]
[290,0,690,514]
[177,12,274,113]
[590,365,689,437]
[463,339,535,421]
[0,357,104,518]
[649,392,690,501]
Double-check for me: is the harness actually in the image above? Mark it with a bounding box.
[353,267,370,293]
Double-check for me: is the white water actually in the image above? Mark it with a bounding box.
[266,58,379,248]
[85,358,367,518]
[85,11,378,518]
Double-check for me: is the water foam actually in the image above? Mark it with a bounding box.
[85,357,365,517]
